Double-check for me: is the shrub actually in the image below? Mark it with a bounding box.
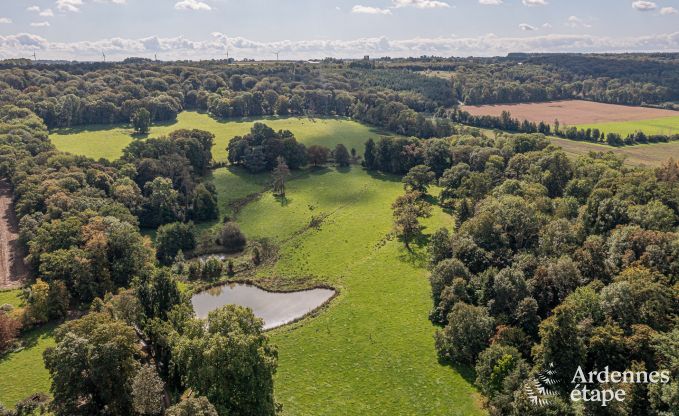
[219,222,246,252]
[0,312,22,353]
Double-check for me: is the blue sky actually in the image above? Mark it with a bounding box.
[0,0,678,60]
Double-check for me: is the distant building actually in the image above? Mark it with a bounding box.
[363,55,370,61]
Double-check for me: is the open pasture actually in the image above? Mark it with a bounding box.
[463,100,679,126]
[50,112,391,162]
[210,166,483,415]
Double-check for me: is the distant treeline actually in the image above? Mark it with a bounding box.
[449,108,679,146]
[378,53,679,106]
[0,61,455,139]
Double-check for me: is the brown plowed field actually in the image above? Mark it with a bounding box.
[0,179,28,289]
[463,100,679,125]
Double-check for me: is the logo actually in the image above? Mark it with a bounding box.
[525,363,673,408]
[525,363,559,407]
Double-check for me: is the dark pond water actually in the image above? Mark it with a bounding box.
[191,283,335,329]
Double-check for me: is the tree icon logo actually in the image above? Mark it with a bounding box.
[525,363,560,407]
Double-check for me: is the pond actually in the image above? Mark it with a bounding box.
[191,283,335,329]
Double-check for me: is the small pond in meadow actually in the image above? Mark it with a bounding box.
[191,283,335,329]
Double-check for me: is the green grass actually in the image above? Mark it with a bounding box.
[213,166,483,415]
[0,324,56,408]
[576,116,679,137]
[549,136,679,166]
[50,112,393,163]
[0,290,23,308]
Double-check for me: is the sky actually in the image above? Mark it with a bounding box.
[0,0,678,61]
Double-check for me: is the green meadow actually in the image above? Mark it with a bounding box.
[576,116,679,137]
[214,167,482,415]
[50,112,392,162]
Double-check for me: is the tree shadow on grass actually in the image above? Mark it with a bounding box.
[275,195,291,206]
[396,234,431,268]
[437,355,479,386]
[366,169,402,184]
[0,322,58,364]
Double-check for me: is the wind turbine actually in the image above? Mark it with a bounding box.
[33,50,37,61]
[274,51,280,61]
[102,50,106,62]
[154,53,158,62]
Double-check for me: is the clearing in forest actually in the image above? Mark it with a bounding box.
[50,112,392,162]
[0,179,28,289]
[211,167,483,416]
[464,100,679,126]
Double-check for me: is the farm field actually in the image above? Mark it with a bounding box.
[463,100,679,127]
[50,112,391,162]
[576,116,679,136]
[211,166,483,415]
[548,136,679,166]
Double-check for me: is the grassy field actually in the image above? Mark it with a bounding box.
[213,166,483,415]
[576,116,679,136]
[0,324,55,408]
[548,136,679,166]
[0,290,22,308]
[50,112,392,162]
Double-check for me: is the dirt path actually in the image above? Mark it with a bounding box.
[0,179,28,289]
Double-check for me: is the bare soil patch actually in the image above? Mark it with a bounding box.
[463,100,679,125]
[0,179,29,289]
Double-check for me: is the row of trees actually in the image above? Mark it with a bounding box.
[451,108,679,147]
[380,130,679,415]
[228,123,356,173]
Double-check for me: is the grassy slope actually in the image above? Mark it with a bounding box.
[222,167,483,415]
[576,116,679,136]
[50,112,391,162]
[0,324,55,407]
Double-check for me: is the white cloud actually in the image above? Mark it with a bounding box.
[660,6,677,15]
[632,1,656,11]
[28,6,54,17]
[2,32,679,61]
[519,23,537,31]
[0,18,12,24]
[56,0,83,12]
[479,0,503,4]
[30,21,51,27]
[352,5,392,14]
[392,0,450,9]
[566,15,591,28]
[522,0,547,6]
[542,23,552,28]
[174,0,212,11]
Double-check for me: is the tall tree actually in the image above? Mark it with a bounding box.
[131,108,151,134]
[172,305,278,416]
[271,156,290,197]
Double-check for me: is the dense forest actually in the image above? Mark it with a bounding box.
[0,105,277,415]
[373,132,679,415]
[383,53,679,106]
[1,53,677,142]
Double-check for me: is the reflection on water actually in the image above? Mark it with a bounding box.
[191,283,335,329]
